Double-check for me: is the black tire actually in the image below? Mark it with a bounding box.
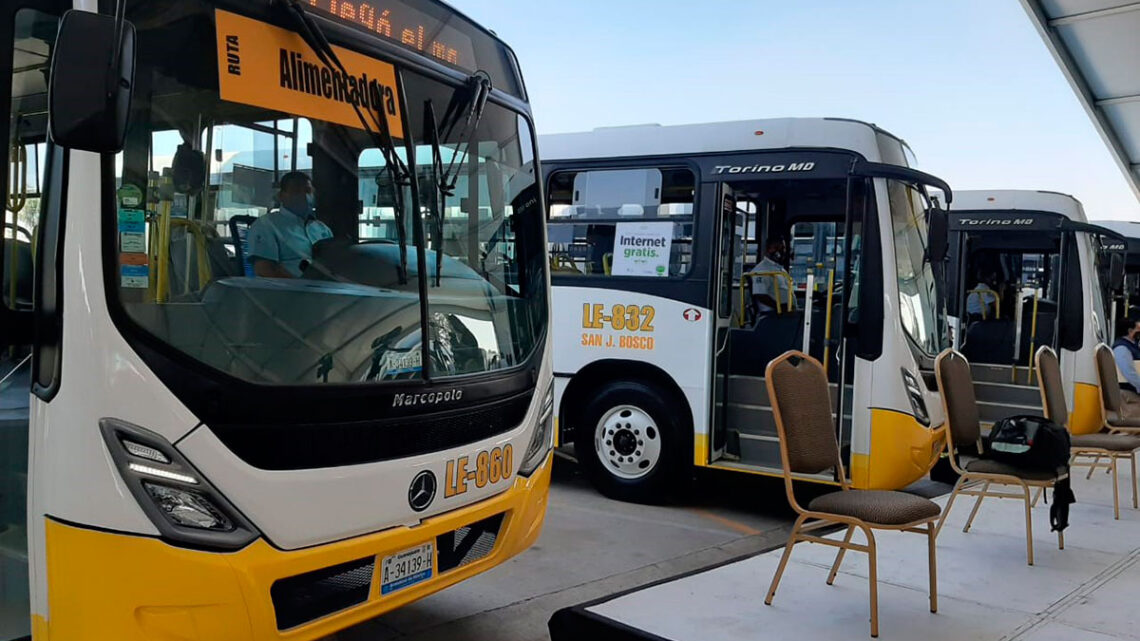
[574,380,689,503]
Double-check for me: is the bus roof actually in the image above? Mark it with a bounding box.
[952,189,1088,223]
[539,118,912,165]
[1091,219,1140,241]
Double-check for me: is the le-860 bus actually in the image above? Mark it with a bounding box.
[542,118,952,502]
[0,0,552,638]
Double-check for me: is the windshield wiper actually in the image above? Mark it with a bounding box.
[275,0,413,284]
[423,71,492,286]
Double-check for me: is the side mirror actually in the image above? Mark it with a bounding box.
[926,206,949,264]
[48,10,136,153]
[1110,253,1125,291]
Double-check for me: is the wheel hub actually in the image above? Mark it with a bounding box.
[613,429,637,455]
[593,404,662,481]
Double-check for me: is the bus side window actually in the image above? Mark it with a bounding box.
[5,8,53,314]
[546,167,695,278]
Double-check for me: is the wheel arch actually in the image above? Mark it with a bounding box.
[558,359,693,447]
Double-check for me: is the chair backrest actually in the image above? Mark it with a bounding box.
[934,349,982,450]
[1095,343,1123,414]
[1035,346,1068,427]
[765,351,841,477]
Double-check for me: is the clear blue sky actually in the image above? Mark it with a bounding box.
[449,0,1140,221]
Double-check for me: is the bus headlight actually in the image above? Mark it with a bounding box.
[518,387,554,477]
[100,419,259,550]
[900,369,931,427]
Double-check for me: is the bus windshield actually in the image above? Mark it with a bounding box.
[887,180,945,356]
[109,1,546,385]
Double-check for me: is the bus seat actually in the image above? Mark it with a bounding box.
[167,221,236,298]
[961,319,1015,365]
[229,215,257,276]
[1,237,34,310]
[729,313,804,377]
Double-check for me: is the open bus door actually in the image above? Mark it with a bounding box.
[709,183,741,462]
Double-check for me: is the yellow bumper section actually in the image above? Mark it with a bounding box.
[37,456,551,641]
[850,409,943,490]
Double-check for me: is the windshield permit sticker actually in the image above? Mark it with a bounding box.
[214,10,403,134]
[381,349,423,378]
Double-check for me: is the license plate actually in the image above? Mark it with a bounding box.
[380,542,433,595]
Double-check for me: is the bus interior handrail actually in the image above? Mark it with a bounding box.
[739,270,795,326]
[966,287,1001,320]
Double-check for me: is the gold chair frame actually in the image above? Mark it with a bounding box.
[934,349,1064,566]
[764,351,938,638]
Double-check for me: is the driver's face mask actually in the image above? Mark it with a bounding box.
[282,192,315,218]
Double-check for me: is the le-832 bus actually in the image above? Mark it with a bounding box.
[542,118,952,502]
[0,0,552,638]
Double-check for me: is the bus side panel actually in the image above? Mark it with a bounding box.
[1068,233,1107,435]
[849,178,942,489]
[848,358,875,487]
[551,286,712,452]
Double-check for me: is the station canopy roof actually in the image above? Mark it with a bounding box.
[1021,1,1140,203]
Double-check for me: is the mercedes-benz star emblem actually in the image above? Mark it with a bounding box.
[408,470,437,512]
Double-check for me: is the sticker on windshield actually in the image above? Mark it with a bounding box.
[382,349,422,377]
[118,209,150,288]
[214,10,403,134]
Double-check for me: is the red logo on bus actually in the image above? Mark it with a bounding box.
[682,308,702,322]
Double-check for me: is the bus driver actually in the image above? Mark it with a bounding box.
[747,237,797,316]
[248,171,333,278]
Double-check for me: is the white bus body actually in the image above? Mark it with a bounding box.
[543,118,952,501]
[0,2,553,638]
[949,190,1109,434]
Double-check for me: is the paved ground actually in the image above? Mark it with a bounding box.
[583,465,1140,641]
[328,453,807,641]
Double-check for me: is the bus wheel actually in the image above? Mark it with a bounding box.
[578,382,685,503]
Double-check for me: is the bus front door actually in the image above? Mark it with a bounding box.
[710,184,741,462]
[713,177,851,477]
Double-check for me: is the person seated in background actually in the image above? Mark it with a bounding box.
[747,237,797,316]
[965,268,999,321]
[1112,315,1140,419]
[248,171,332,278]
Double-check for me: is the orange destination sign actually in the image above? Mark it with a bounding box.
[214,9,403,133]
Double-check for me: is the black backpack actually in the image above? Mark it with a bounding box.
[985,414,1075,531]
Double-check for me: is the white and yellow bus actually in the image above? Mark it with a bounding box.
[542,119,953,502]
[1,1,552,638]
[1092,219,1140,325]
[947,190,1119,435]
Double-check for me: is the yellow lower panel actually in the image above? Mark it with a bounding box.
[693,433,709,466]
[853,410,942,490]
[1069,382,1104,436]
[38,455,551,641]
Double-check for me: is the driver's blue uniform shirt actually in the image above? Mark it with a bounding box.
[247,206,332,277]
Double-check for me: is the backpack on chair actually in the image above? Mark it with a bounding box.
[985,414,1074,531]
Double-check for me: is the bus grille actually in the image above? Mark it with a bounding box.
[210,390,533,470]
[270,556,375,630]
[437,513,505,573]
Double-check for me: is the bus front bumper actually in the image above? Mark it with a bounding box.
[35,454,552,641]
